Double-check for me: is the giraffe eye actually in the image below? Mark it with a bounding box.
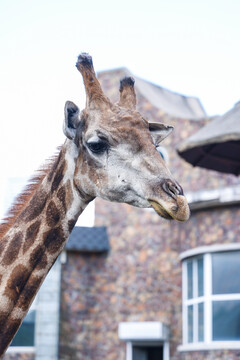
[87,140,109,154]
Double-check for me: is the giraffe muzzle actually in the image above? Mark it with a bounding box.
[148,179,190,225]
[148,190,190,222]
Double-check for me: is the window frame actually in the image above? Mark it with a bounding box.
[118,321,170,360]
[179,244,240,352]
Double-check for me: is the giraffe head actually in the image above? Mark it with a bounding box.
[63,53,190,221]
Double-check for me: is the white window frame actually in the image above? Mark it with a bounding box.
[179,244,240,352]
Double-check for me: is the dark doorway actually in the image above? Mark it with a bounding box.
[132,345,163,360]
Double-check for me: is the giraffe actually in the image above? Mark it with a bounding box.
[0,53,190,355]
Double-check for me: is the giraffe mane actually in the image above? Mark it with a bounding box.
[0,146,62,238]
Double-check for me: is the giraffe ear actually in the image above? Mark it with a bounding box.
[149,122,174,145]
[63,101,81,140]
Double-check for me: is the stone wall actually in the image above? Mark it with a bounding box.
[59,200,240,359]
[178,350,240,360]
[2,353,34,360]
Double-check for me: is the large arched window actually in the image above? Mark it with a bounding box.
[179,244,240,351]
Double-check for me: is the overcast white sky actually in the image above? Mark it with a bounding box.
[1,0,240,216]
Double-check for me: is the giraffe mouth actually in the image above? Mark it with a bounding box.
[149,200,174,220]
[148,195,190,222]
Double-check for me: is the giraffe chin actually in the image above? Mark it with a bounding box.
[149,195,190,222]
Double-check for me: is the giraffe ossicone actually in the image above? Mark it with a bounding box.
[0,53,189,356]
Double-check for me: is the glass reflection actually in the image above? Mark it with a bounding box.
[187,261,193,299]
[212,251,240,294]
[213,300,240,341]
[198,302,204,342]
[197,257,204,297]
[188,305,193,343]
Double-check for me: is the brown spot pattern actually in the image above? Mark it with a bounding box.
[18,275,42,311]
[68,219,76,233]
[0,237,8,256]
[2,232,23,266]
[23,220,41,253]
[0,312,7,329]
[21,189,48,222]
[51,160,66,193]
[57,186,67,212]
[46,201,60,227]
[43,226,65,254]
[0,316,22,354]
[47,153,61,183]
[4,265,30,303]
[29,245,48,271]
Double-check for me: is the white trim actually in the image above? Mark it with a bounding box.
[126,342,132,360]
[163,341,170,360]
[180,243,240,260]
[6,347,35,353]
[204,253,212,344]
[185,185,240,210]
[182,261,187,344]
[178,342,240,352]
[118,322,169,341]
[211,294,240,301]
[193,260,198,343]
[185,296,204,305]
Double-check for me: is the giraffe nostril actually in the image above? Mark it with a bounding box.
[162,181,183,199]
[176,181,184,196]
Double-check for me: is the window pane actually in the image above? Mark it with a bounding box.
[198,302,204,342]
[213,300,240,341]
[188,305,193,343]
[187,261,193,299]
[197,257,204,297]
[212,251,240,294]
[11,310,36,346]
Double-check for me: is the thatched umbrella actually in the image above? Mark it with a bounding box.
[177,102,240,175]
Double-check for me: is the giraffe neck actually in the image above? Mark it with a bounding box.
[0,140,91,355]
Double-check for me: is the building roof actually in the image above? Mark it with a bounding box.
[177,101,240,175]
[98,67,206,120]
[65,226,110,253]
[178,101,240,151]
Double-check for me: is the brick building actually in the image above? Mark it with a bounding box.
[2,69,240,360]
